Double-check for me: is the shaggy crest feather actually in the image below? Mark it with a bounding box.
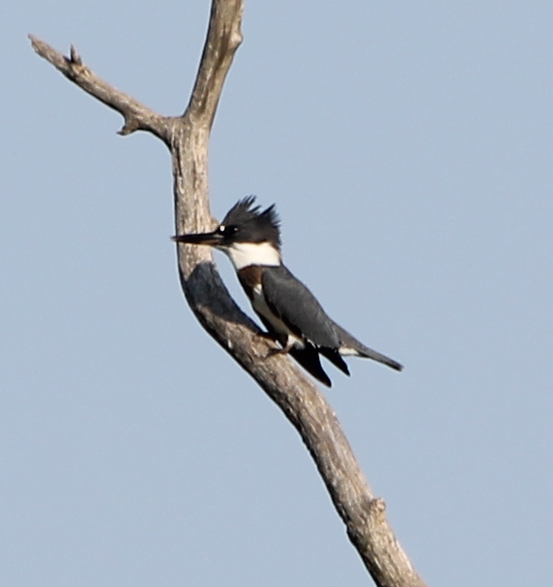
[221,196,281,249]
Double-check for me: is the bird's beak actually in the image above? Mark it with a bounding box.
[171,230,223,247]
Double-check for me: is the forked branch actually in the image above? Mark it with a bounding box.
[30,2,427,586]
[29,35,171,139]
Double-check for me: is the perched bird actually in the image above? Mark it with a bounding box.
[173,197,402,386]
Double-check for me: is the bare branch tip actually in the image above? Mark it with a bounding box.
[28,34,44,53]
[117,117,140,136]
[69,43,83,65]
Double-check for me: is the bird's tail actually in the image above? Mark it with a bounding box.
[334,323,403,372]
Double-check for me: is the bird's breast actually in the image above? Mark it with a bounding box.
[237,265,263,299]
[251,284,287,334]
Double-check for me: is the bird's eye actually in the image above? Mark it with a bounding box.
[222,225,238,236]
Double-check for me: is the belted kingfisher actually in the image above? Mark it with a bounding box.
[173,197,402,386]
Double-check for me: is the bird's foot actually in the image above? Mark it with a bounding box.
[265,342,294,360]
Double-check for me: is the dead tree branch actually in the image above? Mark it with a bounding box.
[30,2,427,586]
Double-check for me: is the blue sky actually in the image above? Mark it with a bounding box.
[3,1,553,585]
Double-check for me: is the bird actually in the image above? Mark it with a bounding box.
[172,197,402,386]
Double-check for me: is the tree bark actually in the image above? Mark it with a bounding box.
[30,2,427,586]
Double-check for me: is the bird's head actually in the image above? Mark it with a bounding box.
[172,196,282,269]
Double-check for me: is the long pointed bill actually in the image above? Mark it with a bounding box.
[171,230,223,247]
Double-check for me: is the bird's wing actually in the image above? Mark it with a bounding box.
[261,265,340,349]
[256,314,333,387]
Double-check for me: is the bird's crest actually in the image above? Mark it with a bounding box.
[222,196,281,249]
